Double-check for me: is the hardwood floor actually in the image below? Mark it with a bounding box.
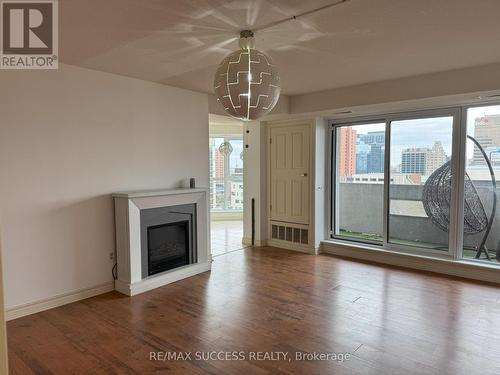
[7,247,500,374]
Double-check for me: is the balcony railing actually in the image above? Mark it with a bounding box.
[338,182,499,259]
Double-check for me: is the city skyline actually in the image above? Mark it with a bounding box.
[342,119,454,164]
[401,141,448,175]
[339,118,453,177]
[345,107,500,164]
[209,137,244,211]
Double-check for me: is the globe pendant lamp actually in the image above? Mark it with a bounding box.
[218,141,233,155]
[214,30,280,121]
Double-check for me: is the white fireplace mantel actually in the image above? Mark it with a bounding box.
[112,188,211,296]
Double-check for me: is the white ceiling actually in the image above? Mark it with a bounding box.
[61,0,500,95]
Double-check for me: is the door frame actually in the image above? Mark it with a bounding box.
[330,118,386,246]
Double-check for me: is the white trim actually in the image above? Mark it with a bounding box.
[267,239,317,254]
[113,189,211,296]
[321,240,500,285]
[112,187,208,199]
[5,282,114,321]
[115,262,211,296]
[210,211,243,221]
[242,237,266,247]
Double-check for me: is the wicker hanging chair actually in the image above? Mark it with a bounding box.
[422,161,488,233]
[422,135,497,259]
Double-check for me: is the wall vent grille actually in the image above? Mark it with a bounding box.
[271,224,308,244]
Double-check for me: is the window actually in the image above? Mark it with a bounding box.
[331,105,500,265]
[208,137,243,211]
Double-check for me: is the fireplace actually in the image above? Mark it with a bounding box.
[113,188,210,296]
[147,221,189,275]
[140,203,197,278]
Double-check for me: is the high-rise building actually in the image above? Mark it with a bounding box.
[473,114,500,164]
[425,141,447,175]
[355,139,370,174]
[215,148,225,179]
[356,131,385,174]
[339,127,357,177]
[402,147,426,175]
[367,144,384,173]
[401,141,447,175]
[363,131,385,146]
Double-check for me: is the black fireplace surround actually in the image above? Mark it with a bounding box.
[140,204,197,277]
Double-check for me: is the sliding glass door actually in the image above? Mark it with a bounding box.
[333,122,386,244]
[332,109,460,257]
[388,116,455,252]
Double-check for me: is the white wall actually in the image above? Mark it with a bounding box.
[243,121,267,245]
[313,117,328,251]
[290,62,500,115]
[0,64,209,309]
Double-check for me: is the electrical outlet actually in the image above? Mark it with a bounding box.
[109,252,114,261]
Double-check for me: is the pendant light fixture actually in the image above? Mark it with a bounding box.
[218,141,233,155]
[214,30,280,121]
[213,1,350,121]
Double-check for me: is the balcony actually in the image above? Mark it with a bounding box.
[338,182,500,262]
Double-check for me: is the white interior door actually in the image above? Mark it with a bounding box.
[270,124,310,225]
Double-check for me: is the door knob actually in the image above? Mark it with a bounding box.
[301,173,308,177]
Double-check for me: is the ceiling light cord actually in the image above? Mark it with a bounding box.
[252,0,350,33]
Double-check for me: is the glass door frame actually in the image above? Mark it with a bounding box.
[383,107,461,258]
[457,101,500,263]
[331,119,387,246]
[330,107,462,259]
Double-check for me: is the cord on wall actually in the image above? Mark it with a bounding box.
[251,198,255,246]
[112,263,117,280]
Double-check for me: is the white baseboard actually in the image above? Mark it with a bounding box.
[115,262,211,296]
[321,241,500,285]
[210,212,243,221]
[5,282,115,321]
[256,239,267,247]
[242,237,267,247]
[267,239,317,254]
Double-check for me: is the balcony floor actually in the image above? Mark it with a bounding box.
[338,230,500,264]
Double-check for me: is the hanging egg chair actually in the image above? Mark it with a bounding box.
[422,136,497,259]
